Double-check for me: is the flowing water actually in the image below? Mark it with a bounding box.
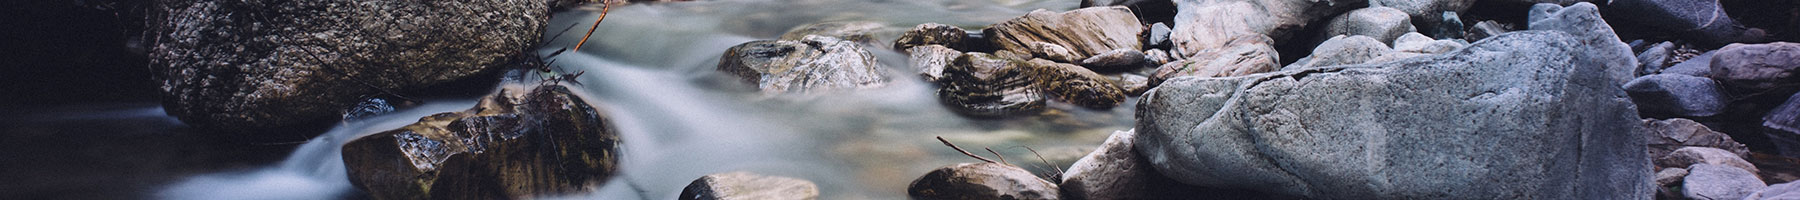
[158,0,1141,199]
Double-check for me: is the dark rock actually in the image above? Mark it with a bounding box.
[894,23,969,52]
[1323,7,1417,44]
[1663,50,1715,76]
[1134,4,1648,198]
[1748,152,1800,185]
[781,21,886,49]
[1623,74,1727,118]
[1026,59,1127,109]
[1765,93,1800,157]
[717,35,889,95]
[1150,34,1278,86]
[1143,49,1172,67]
[1079,0,1177,24]
[1637,41,1675,76]
[1644,118,1751,160]
[679,171,819,200]
[1683,163,1768,200]
[342,84,621,199]
[1659,147,1759,174]
[1746,181,1800,200]
[909,45,962,83]
[1147,23,1172,49]
[1709,42,1800,91]
[1080,49,1146,72]
[986,7,1143,60]
[147,0,553,134]
[907,163,1059,200]
[937,53,1046,118]
[1606,0,1766,46]
[1434,11,1464,40]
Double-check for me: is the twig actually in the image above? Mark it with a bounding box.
[1024,146,1062,181]
[936,136,996,163]
[572,2,612,52]
[985,147,1009,165]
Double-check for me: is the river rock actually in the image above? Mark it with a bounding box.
[1323,7,1417,44]
[1285,35,1393,70]
[937,53,1046,118]
[1660,147,1759,174]
[1081,49,1146,72]
[1133,4,1648,197]
[910,45,962,83]
[985,6,1143,60]
[1168,0,1358,58]
[781,21,886,49]
[1392,32,1465,54]
[1370,0,1477,33]
[1623,74,1727,118]
[1030,42,1087,64]
[717,35,889,95]
[894,23,969,52]
[678,171,820,200]
[1466,20,1513,41]
[1028,59,1127,109]
[1746,181,1800,200]
[1144,49,1171,67]
[1683,163,1768,200]
[1150,34,1278,86]
[1709,42,1800,91]
[907,163,1059,200]
[1663,50,1715,76]
[1656,167,1689,186]
[1638,41,1676,76]
[342,84,621,199]
[1529,3,1639,86]
[1765,93,1800,157]
[1606,0,1766,46]
[1147,23,1172,49]
[1645,118,1751,159]
[146,0,554,135]
[1061,130,1198,199]
[1112,74,1151,96]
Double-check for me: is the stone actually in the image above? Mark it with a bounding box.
[1027,59,1127,109]
[717,35,889,95]
[894,23,969,52]
[907,163,1058,200]
[1147,23,1172,49]
[1061,130,1197,200]
[1030,42,1087,64]
[1168,0,1358,58]
[1529,3,1640,86]
[342,84,621,199]
[1683,164,1768,200]
[1392,32,1465,54]
[1150,34,1278,87]
[780,21,886,49]
[1655,168,1689,186]
[1285,35,1393,70]
[985,7,1143,60]
[678,171,820,200]
[1623,74,1727,118]
[1638,41,1676,76]
[1465,20,1513,42]
[1323,7,1417,44]
[937,53,1046,118]
[909,45,962,83]
[1644,118,1752,159]
[1370,0,1478,33]
[1663,50,1715,76]
[1112,74,1151,96]
[1433,11,1464,40]
[1134,6,1648,198]
[146,0,554,134]
[1709,42,1800,91]
[1144,49,1172,67]
[1746,181,1800,200]
[1081,49,1146,72]
[1606,0,1766,46]
[1765,93,1800,157]
[1660,147,1759,174]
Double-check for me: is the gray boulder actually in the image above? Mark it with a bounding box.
[147,0,555,134]
[1709,42,1800,91]
[909,45,962,83]
[717,35,890,95]
[1150,34,1279,87]
[1607,0,1766,46]
[679,171,820,200]
[1323,7,1417,44]
[1682,164,1768,200]
[1060,130,1192,199]
[1168,0,1359,58]
[1623,74,1727,118]
[1369,0,1477,33]
[1746,181,1800,200]
[1644,118,1751,159]
[1285,35,1394,70]
[1133,4,1647,198]
[1529,3,1639,86]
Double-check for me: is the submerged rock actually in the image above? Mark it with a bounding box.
[985,6,1143,60]
[342,84,621,199]
[1323,7,1417,44]
[907,163,1059,200]
[1624,74,1727,118]
[937,53,1046,118]
[1683,163,1768,200]
[717,35,889,95]
[1026,59,1126,109]
[1709,42,1800,91]
[147,0,554,135]
[1134,4,1647,198]
[679,171,820,200]
[894,23,969,51]
[1644,118,1751,159]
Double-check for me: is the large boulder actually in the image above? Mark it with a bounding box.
[1133,3,1648,198]
[985,6,1143,61]
[717,35,890,95]
[679,171,820,200]
[1623,74,1727,118]
[1709,42,1800,91]
[1168,0,1359,58]
[146,0,554,134]
[341,84,621,199]
[907,163,1059,200]
[1606,0,1766,46]
[1528,3,1638,86]
[1322,7,1417,44]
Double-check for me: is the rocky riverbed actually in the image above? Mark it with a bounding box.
[8,0,1800,199]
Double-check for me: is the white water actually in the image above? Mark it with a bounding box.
[163,0,1136,199]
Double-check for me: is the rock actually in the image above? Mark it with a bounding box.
[937,53,1046,118]
[1655,168,1689,186]
[909,45,962,83]
[1150,34,1278,86]
[147,0,553,134]
[1433,11,1464,40]
[1623,74,1727,118]
[1030,42,1087,64]
[1081,49,1146,72]
[678,171,820,200]
[717,35,889,95]
[907,163,1058,200]
[894,23,969,52]
[1111,74,1152,96]
[1285,35,1393,70]
[1061,130,1197,200]
[1144,49,1172,67]
[1663,50,1715,76]
[342,84,622,199]
[1465,20,1513,42]
[1133,7,1648,198]
[1660,147,1759,174]
[1709,42,1800,91]
[781,21,886,49]
[1529,2,1639,86]
[1026,59,1127,109]
[985,7,1143,60]
[1638,41,1676,76]
[1147,23,1172,49]
[1168,0,1358,58]
[1683,164,1768,200]
[1323,7,1417,44]
[1370,0,1478,33]
[1606,0,1766,46]
[1765,93,1800,157]
[1746,181,1800,200]
[1392,32,1465,54]
[1644,118,1752,159]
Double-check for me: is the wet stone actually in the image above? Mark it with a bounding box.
[907,163,1059,200]
[894,23,969,51]
[1027,59,1127,109]
[936,53,1047,118]
[1081,49,1146,72]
